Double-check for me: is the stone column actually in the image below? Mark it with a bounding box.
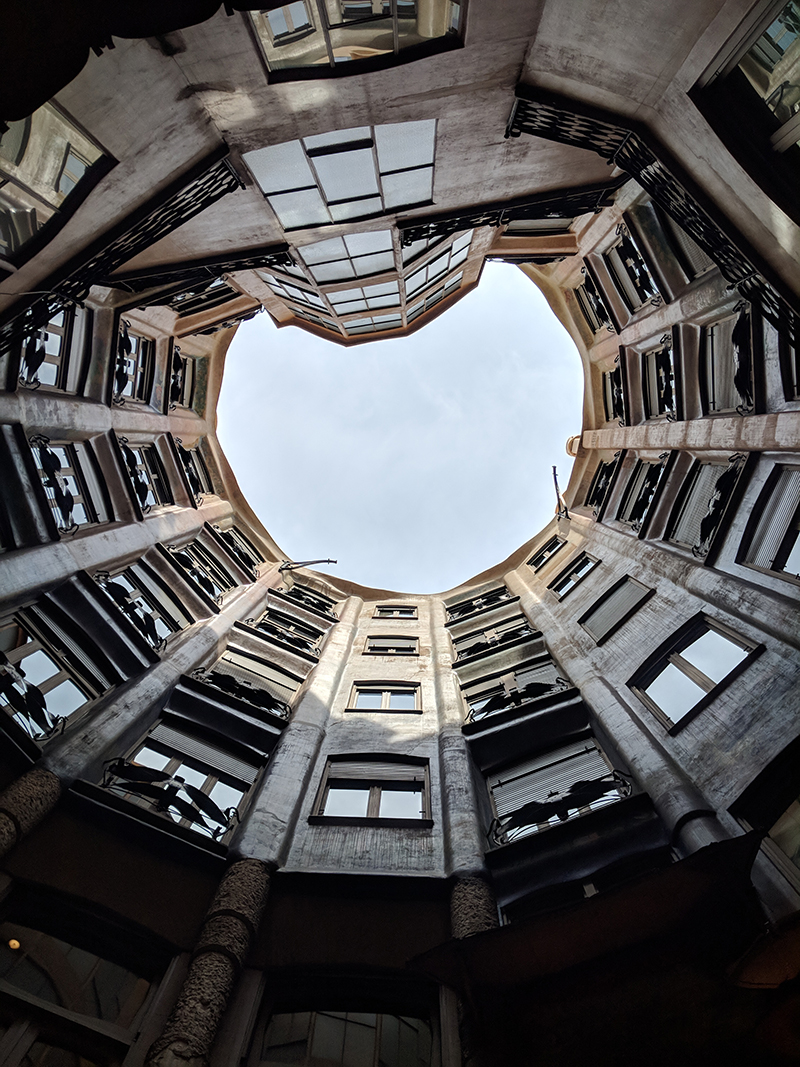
[450,874,499,940]
[146,858,270,1067]
[0,767,61,859]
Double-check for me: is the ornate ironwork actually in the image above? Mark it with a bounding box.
[109,244,292,295]
[94,571,166,651]
[586,454,622,514]
[398,178,625,245]
[103,758,239,839]
[196,305,263,335]
[18,325,49,388]
[691,455,748,559]
[447,587,514,621]
[455,622,536,662]
[117,437,152,513]
[191,667,291,721]
[465,676,570,724]
[29,433,79,534]
[0,649,64,739]
[505,85,799,328]
[0,149,243,357]
[175,440,204,506]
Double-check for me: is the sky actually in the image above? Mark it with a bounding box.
[217,262,584,595]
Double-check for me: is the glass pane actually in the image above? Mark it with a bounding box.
[381,167,432,209]
[335,299,369,313]
[18,648,59,685]
[363,281,398,297]
[345,229,393,255]
[45,679,87,718]
[268,188,329,229]
[375,120,436,172]
[783,533,800,575]
[301,236,348,263]
[313,147,379,201]
[310,259,356,283]
[353,250,394,275]
[379,788,423,818]
[244,140,315,193]
[304,127,371,151]
[209,780,245,814]
[267,7,289,35]
[680,629,748,683]
[355,690,383,708]
[330,196,383,222]
[645,662,704,723]
[133,744,172,771]
[388,691,416,710]
[324,786,370,816]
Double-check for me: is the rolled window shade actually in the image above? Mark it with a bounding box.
[216,651,300,703]
[327,760,425,781]
[581,578,650,642]
[149,723,259,783]
[746,469,800,569]
[488,741,607,817]
[670,463,727,547]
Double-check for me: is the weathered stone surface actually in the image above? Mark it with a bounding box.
[0,767,62,858]
[146,861,270,1067]
[450,875,499,940]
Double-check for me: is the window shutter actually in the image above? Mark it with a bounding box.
[488,741,607,817]
[671,463,727,547]
[327,760,425,782]
[581,578,650,642]
[149,723,259,783]
[216,651,299,703]
[708,318,737,410]
[746,469,800,568]
[663,214,714,277]
[515,661,559,688]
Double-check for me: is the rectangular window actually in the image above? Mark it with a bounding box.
[658,208,715,279]
[201,649,301,717]
[642,343,677,419]
[405,271,463,322]
[603,226,659,312]
[585,456,621,512]
[668,459,746,556]
[328,281,400,315]
[176,441,214,500]
[169,540,236,601]
[630,617,761,730]
[575,271,614,333]
[119,442,172,511]
[311,757,431,824]
[96,567,189,650]
[602,366,626,423]
[0,617,97,739]
[364,635,418,655]
[549,552,600,599]
[113,321,155,403]
[453,615,535,661]
[374,605,417,618]
[579,577,653,644]
[777,312,799,400]
[244,122,435,230]
[404,232,471,299]
[254,608,322,656]
[461,658,565,722]
[17,306,91,392]
[528,536,567,571]
[701,307,754,413]
[351,684,419,712]
[31,437,108,533]
[168,346,196,409]
[447,586,514,621]
[741,465,800,579]
[617,459,668,532]
[283,583,338,618]
[487,738,626,846]
[104,721,259,840]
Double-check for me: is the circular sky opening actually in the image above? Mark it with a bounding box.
[217,261,584,594]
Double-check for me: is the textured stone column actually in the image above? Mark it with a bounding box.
[450,876,498,1067]
[0,766,62,858]
[450,874,499,940]
[147,859,270,1067]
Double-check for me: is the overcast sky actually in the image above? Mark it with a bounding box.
[217,262,583,594]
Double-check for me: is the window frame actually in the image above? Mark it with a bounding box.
[363,634,419,656]
[549,552,600,600]
[30,436,110,535]
[642,341,678,420]
[616,456,670,535]
[310,755,432,826]
[602,224,661,314]
[737,463,800,582]
[629,614,764,732]
[528,536,567,571]
[349,683,421,713]
[373,605,418,619]
[112,319,156,405]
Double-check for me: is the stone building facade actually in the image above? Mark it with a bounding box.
[0,1,799,1064]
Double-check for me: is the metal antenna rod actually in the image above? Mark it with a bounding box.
[553,466,569,519]
[279,558,337,572]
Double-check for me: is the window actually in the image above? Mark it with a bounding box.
[96,567,190,650]
[776,312,799,399]
[295,307,341,333]
[298,230,395,283]
[406,272,462,321]
[579,577,653,644]
[528,535,567,571]
[253,608,323,656]
[549,552,600,599]
[215,524,265,577]
[643,343,677,419]
[657,208,715,280]
[104,720,259,840]
[447,586,514,621]
[585,456,621,512]
[284,583,338,617]
[0,617,96,739]
[118,441,172,511]
[453,615,535,661]
[701,307,754,413]
[112,320,154,403]
[602,366,626,423]
[740,465,800,579]
[200,649,301,717]
[250,0,460,75]
[311,757,431,824]
[374,605,417,618]
[617,458,668,532]
[328,281,400,314]
[261,273,328,310]
[668,458,746,556]
[404,232,471,298]
[603,225,659,312]
[630,617,761,730]
[169,540,237,601]
[244,122,436,230]
[364,635,418,655]
[253,1010,434,1067]
[351,685,419,712]
[461,658,566,722]
[176,441,214,500]
[487,738,627,846]
[575,271,614,333]
[30,437,109,534]
[17,306,91,392]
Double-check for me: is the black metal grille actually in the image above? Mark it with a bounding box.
[505,85,799,328]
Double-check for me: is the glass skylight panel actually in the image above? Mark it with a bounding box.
[382,168,433,210]
[245,140,315,193]
[304,127,371,151]
[345,230,393,255]
[330,196,384,222]
[300,236,348,264]
[313,148,379,201]
[374,120,435,171]
[268,188,329,229]
[299,229,396,283]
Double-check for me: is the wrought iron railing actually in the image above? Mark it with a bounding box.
[455,623,536,661]
[29,434,79,533]
[0,651,65,740]
[191,667,291,720]
[465,677,570,723]
[94,571,167,651]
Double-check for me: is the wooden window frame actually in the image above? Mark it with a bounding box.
[310,755,432,826]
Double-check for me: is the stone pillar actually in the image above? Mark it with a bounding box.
[0,766,62,858]
[147,858,270,1067]
[450,874,499,940]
